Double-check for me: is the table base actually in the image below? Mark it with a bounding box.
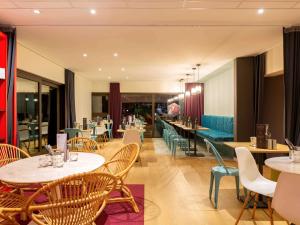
[185,152,205,157]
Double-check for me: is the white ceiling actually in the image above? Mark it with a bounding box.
[0,0,300,81]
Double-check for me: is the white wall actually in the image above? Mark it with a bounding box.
[92,80,180,93]
[266,42,283,76]
[202,61,234,116]
[75,73,92,121]
[17,42,92,121]
[17,43,65,83]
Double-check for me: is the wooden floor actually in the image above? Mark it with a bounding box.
[98,138,286,225]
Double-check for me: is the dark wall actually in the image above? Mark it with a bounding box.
[234,57,255,141]
[262,75,285,143]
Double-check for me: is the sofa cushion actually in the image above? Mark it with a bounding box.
[197,130,234,141]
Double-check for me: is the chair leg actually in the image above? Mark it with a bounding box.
[209,172,214,200]
[235,191,251,225]
[251,193,259,219]
[267,197,274,225]
[235,176,240,199]
[214,174,221,209]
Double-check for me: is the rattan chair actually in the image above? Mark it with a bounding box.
[100,143,140,213]
[0,144,30,167]
[67,137,100,152]
[25,172,117,225]
[0,191,27,225]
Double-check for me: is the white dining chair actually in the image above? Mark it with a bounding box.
[122,129,142,165]
[234,147,276,225]
[272,172,300,225]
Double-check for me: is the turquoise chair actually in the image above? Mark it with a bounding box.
[167,124,188,156]
[204,139,240,209]
[64,128,82,139]
[105,122,113,139]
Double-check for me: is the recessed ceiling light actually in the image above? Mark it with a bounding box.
[113,53,118,57]
[98,68,102,71]
[90,9,96,15]
[33,9,40,14]
[108,76,111,80]
[83,53,87,57]
[125,76,129,80]
[257,8,264,15]
[121,67,125,71]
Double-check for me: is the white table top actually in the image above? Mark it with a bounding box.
[265,156,300,174]
[0,152,105,184]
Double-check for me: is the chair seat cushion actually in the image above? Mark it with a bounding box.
[197,130,234,141]
[212,166,239,176]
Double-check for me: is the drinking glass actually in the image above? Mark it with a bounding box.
[52,152,64,168]
[69,152,78,162]
[250,137,256,147]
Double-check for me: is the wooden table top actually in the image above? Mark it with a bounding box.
[117,128,146,133]
[169,121,208,131]
[224,142,289,154]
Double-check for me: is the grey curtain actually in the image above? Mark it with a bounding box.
[284,26,300,145]
[65,69,76,128]
[253,53,266,133]
[0,26,17,145]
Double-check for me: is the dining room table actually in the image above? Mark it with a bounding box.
[265,156,300,174]
[166,120,209,157]
[0,152,105,185]
[224,142,289,174]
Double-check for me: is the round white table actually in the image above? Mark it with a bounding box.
[0,152,105,185]
[265,156,300,174]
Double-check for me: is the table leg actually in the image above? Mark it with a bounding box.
[185,131,205,157]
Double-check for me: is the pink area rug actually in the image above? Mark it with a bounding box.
[96,184,145,225]
[18,184,144,225]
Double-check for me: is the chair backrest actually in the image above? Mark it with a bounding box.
[105,143,140,178]
[64,128,82,139]
[28,123,38,135]
[18,125,29,141]
[204,139,229,173]
[0,144,30,167]
[235,147,262,188]
[25,172,116,225]
[122,129,142,147]
[272,172,300,224]
[67,137,100,152]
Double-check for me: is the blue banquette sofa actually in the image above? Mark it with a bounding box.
[196,115,234,142]
[196,115,234,157]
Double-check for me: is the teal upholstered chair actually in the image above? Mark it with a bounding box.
[64,128,82,139]
[204,139,239,208]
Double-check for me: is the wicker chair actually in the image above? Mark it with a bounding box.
[0,191,27,225]
[67,137,100,152]
[0,144,30,167]
[100,143,140,212]
[25,172,117,225]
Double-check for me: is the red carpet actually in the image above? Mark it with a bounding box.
[17,184,144,225]
[96,184,145,225]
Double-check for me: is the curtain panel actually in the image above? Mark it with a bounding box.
[184,83,204,124]
[283,27,300,145]
[65,69,76,128]
[0,27,17,145]
[109,83,121,137]
[253,53,266,133]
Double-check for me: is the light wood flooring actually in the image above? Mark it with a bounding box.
[97,138,286,225]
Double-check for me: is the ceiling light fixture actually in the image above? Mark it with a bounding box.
[33,9,40,14]
[90,9,96,15]
[108,76,111,80]
[98,68,102,71]
[121,67,125,71]
[83,53,87,57]
[194,64,202,94]
[257,8,264,15]
[113,53,118,57]
[125,76,129,80]
[185,74,191,97]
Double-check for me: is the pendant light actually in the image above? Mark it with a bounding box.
[185,74,191,97]
[195,64,202,94]
[191,67,197,95]
[178,78,185,99]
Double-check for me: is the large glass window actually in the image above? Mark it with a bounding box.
[17,70,60,154]
[92,93,109,119]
